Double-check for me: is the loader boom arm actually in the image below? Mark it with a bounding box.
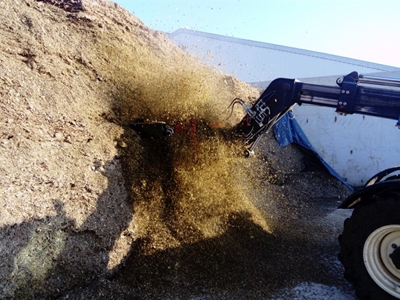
[235,71,400,155]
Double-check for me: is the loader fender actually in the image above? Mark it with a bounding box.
[339,167,400,209]
[338,180,400,209]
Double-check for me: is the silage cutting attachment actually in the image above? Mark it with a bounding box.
[129,119,174,138]
[129,119,201,161]
[129,92,277,158]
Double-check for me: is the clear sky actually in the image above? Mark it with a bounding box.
[113,0,400,68]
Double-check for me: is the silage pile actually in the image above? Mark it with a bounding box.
[0,0,263,298]
[0,1,350,299]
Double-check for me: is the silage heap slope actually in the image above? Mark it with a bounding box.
[0,0,267,297]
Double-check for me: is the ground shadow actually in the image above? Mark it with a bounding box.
[112,211,346,299]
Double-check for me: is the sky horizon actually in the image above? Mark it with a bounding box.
[113,0,400,68]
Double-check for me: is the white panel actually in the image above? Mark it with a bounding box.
[293,105,400,186]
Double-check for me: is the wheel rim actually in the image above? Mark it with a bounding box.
[364,225,400,298]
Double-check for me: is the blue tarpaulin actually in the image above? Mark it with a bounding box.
[274,112,353,190]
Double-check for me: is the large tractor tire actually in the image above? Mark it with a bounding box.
[339,195,400,299]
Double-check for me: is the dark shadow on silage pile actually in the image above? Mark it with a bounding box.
[0,156,134,299]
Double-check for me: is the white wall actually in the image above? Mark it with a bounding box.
[169,29,399,83]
